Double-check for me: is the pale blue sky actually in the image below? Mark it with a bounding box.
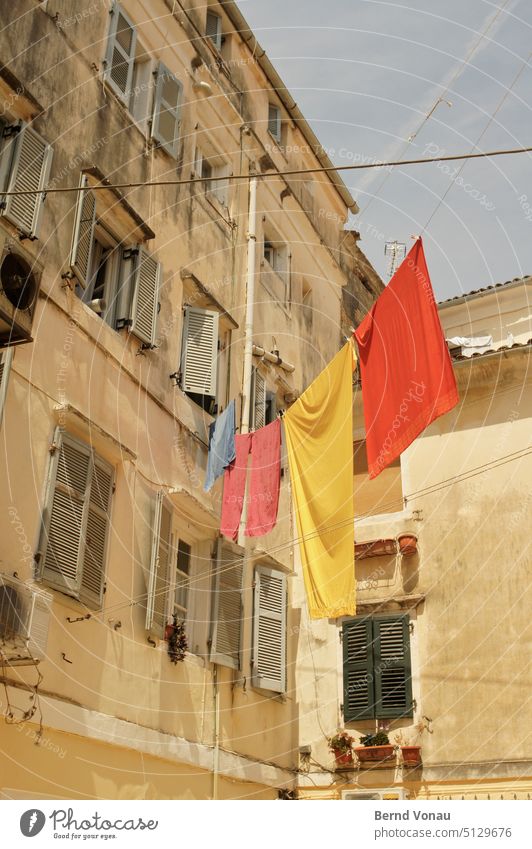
[239,0,532,299]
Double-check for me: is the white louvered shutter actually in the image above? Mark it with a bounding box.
[40,432,92,597]
[252,567,287,692]
[104,3,137,102]
[145,492,172,637]
[210,540,243,669]
[151,63,182,158]
[70,175,96,288]
[181,306,219,396]
[0,347,13,426]
[251,368,266,430]
[129,248,161,346]
[268,105,281,141]
[3,124,53,238]
[206,11,222,50]
[79,455,113,608]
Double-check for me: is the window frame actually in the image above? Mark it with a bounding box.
[268,103,282,143]
[103,1,138,105]
[342,613,413,722]
[205,10,223,51]
[151,62,183,158]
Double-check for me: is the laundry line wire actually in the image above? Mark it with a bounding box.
[3,146,532,198]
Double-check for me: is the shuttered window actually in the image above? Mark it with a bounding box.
[0,347,13,427]
[39,431,113,609]
[206,11,222,50]
[104,3,137,102]
[210,541,243,669]
[151,62,182,158]
[342,614,412,721]
[250,367,266,430]
[181,306,219,397]
[145,491,172,638]
[268,104,282,142]
[70,175,96,288]
[128,248,161,346]
[2,123,53,238]
[252,566,286,693]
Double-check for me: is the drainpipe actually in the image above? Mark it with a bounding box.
[213,664,220,800]
[240,175,258,436]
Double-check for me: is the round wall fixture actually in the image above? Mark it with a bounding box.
[0,252,37,312]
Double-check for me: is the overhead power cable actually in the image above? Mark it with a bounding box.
[359,0,513,220]
[3,145,532,198]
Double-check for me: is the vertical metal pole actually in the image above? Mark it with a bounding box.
[240,175,257,436]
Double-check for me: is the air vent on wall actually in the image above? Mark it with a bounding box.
[0,246,41,348]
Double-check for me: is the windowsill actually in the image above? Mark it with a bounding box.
[191,183,233,229]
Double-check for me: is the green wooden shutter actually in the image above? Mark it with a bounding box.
[210,540,243,669]
[40,432,91,597]
[79,456,113,608]
[342,617,375,721]
[104,2,137,102]
[151,63,182,158]
[70,175,96,288]
[373,614,413,718]
[129,248,161,346]
[252,566,287,693]
[3,124,53,238]
[181,306,219,397]
[145,492,172,638]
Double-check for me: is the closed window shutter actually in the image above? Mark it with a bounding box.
[79,456,113,608]
[129,248,160,346]
[252,567,286,692]
[181,306,219,396]
[3,124,53,238]
[206,11,222,49]
[70,175,96,288]
[251,368,266,430]
[342,617,375,721]
[105,3,137,101]
[210,540,243,669]
[145,492,172,637]
[0,348,13,426]
[374,614,413,718]
[268,105,281,141]
[40,432,91,598]
[151,63,182,157]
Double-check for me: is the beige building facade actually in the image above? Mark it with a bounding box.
[0,1,383,799]
[297,276,532,800]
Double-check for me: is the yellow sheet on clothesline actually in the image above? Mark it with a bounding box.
[284,340,356,619]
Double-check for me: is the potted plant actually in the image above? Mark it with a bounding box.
[355,730,396,766]
[164,615,187,664]
[328,731,355,766]
[394,728,423,767]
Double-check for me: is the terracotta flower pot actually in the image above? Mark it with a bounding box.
[355,744,396,765]
[401,745,422,766]
[397,534,418,557]
[164,624,175,641]
[333,749,354,766]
